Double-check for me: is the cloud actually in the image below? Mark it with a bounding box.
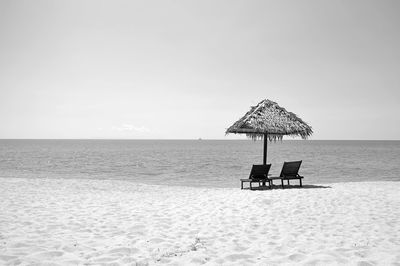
[111,124,150,133]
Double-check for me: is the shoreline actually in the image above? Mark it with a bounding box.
[1,177,399,265]
[1,175,399,189]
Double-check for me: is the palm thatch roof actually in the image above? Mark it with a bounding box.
[226,99,313,141]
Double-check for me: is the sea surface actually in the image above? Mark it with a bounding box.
[0,140,399,188]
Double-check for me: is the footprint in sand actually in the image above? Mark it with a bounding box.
[10,242,31,248]
[288,253,306,262]
[357,260,376,266]
[129,224,146,231]
[92,256,119,263]
[0,255,18,262]
[109,247,140,255]
[148,238,165,244]
[224,253,252,262]
[233,245,249,252]
[31,251,64,260]
[190,255,210,264]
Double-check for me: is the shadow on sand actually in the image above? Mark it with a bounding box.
[245,184,331,191]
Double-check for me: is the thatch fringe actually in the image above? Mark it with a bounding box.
[226,99,313,141]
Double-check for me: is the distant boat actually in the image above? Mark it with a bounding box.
[198,138,202,140]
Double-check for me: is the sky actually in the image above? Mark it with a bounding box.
[0,0,399,140]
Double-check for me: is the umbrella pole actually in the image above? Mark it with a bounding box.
[263,133,268,165]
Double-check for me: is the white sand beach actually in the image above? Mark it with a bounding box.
[0,178,399,266]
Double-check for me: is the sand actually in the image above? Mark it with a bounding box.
[0,178,399,266]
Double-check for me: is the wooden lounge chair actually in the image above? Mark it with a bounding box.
[269,161,304,189]
[240,164,271,190]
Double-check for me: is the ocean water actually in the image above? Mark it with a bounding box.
[0,140,399,188]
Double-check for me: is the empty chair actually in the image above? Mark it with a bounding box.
[240,164,271,190]
[269,161,304,188]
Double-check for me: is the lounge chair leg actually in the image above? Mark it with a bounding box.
[281,179,284,189]
[300,179,302,187]
[241,181,243,189]
[250,182,252,190]
[287,180,290,185]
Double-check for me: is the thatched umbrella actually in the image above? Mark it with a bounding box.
[226,99,313,164]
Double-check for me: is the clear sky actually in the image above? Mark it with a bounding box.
[0,0,399,140]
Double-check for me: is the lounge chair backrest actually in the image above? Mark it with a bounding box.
[280,161,302,177]
[250,164,271,180]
